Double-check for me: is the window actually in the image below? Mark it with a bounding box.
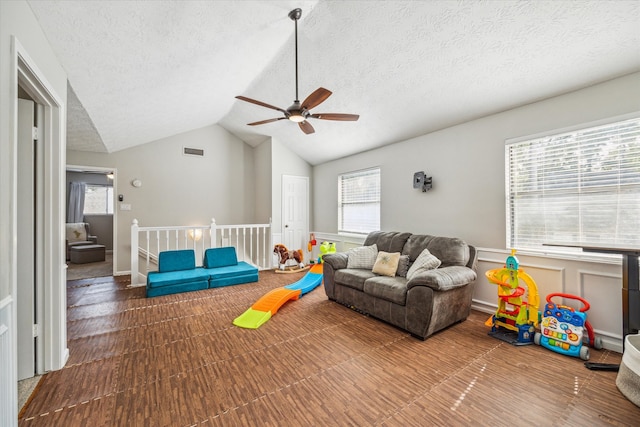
[506,116,640,250]
[84,184,113,214]
[338,167,380,234]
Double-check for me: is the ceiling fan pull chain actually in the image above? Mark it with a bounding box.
[294,11,299,102]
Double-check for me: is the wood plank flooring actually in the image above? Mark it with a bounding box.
[19,271,639,426]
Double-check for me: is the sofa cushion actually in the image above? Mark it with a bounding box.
[205,261,258,280]
[407,266,477,291]
[147,267,209,288]
[396,255,410,277]
[403,235,469,267]
[207,261,258,288]
[158,250,196,272]
[204,247,238,269]
[363,276,408,305]
[364,231,412,253]
[146,280,209,298]
[335,269,376,291]
[347,244,378,269]
[407,248,441,280]
[372,251,401,277]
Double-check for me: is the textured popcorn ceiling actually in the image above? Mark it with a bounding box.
[28,0,640,165]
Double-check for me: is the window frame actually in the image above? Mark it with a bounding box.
[505,112,640,258]
[83,183,114,215]
[337,167,381,236]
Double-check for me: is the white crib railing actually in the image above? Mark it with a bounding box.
[130,218,272,286]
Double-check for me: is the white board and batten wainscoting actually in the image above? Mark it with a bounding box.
[1,296,17,425]
[474,248,625,353]
[270,232,366,269]
[302,234,626,352]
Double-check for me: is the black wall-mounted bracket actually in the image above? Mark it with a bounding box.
[413,171,433,192]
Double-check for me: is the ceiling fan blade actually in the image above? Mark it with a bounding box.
[309,113,360,121]
[247,117,287,126]
[299,121,315,134]
[301,87,332,110]
[236,96,287,114]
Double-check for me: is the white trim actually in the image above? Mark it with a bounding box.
[505,111,640,146]
[13,36,68,374]
[66,164,118,276]
[476,246,625,267]
[0,296,16,426]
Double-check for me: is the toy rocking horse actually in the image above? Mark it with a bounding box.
[273,244,308,274]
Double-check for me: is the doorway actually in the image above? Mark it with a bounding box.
[65,166,117,280]
[13,36,68,380]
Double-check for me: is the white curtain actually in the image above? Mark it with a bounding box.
[67,181,86,223]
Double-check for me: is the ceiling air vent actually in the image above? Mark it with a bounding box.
[183,147,204,157]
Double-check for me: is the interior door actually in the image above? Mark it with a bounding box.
[17,98,36,380]
[282,175,309,255]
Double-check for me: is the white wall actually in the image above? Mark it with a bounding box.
[312,72,640,352]
[67,124,256,274]
[1,0,67,301]
[1,1,69,423]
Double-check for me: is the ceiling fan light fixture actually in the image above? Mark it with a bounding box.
[289,114,306,123]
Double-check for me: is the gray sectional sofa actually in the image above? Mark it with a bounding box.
[322,231,478,340]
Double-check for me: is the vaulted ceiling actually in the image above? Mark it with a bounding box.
[28,1,640,165]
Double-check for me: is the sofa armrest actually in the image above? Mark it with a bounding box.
[407,266,477,291]
[322,252,348,270]
[88,235,98,244]
[321,253,348,299]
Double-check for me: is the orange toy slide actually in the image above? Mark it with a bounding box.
[233,263,324,329]
[252,288,301,314]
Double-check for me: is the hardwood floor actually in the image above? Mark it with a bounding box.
[19,271,639,426]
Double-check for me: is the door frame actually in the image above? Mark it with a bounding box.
[66,164,118,277]
[11,36,67,373]
[281,174,309,252]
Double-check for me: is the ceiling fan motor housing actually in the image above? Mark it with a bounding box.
[287,101,308,122]
[288,8,302,21]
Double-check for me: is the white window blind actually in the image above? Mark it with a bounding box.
[506,116,640,250]
[84,184,114,215]
[338,168,380,234]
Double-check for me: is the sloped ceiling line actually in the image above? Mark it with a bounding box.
[28,0,640,166]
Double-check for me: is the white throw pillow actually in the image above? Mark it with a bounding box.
[66,223,87,243]
[406,248,441,280]
[347,244,378,269]
[372,251,401,277]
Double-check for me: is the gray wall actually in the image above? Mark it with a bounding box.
[82,215,113,250]
[313,72,640,247]
[254,139,272,224]
[67,124,256,273]
[312,72,640,351]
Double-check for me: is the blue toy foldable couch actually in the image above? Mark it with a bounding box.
[146,247,258,297]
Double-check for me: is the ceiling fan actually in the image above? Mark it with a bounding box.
[235,8,359,135]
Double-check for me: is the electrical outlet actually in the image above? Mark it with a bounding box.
[120,203,132,211]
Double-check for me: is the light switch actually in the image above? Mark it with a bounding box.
[120,203,132,211]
